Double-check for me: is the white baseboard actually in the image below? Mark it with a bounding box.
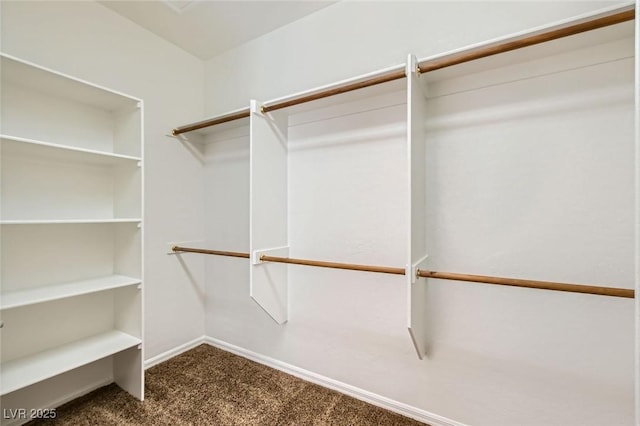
[203,336,466,426]
[143,335,465,426]
[144,336,206,370]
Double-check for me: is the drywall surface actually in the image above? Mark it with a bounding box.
[203,2,635,426]
[1,0,206,360]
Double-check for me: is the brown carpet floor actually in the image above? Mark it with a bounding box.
[29,344,425,425]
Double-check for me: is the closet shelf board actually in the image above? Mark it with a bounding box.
[0,219,142,225]
[1,54,140,110]
[1,135,141,164]
[0,330,141,395]
[1,275,141,310]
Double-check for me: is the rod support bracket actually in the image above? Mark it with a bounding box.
[409,254,429,283]
[253,246,290,265]
[166,240,203,255]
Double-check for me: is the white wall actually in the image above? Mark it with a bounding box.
[202,2,635,426]
[0,1,207,360]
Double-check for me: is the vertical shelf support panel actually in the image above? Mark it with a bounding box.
[114,345,143,400]
[635,0,639,420]
[249,100,289,324]
[407,54,430,360]
[114,281,144,400]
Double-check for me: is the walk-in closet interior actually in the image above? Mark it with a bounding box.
[1,1,638,425]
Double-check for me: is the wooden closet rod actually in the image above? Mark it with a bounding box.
[260,6,633,113]
[418,8,635,73]
[259,254,406,275]
[172,109,251,136]
[172,246,634,298]
[172,245,250,258]
[418,270,634,298]
[260,69,406,113]
[171,6,634,135]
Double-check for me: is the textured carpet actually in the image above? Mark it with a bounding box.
[29,344,425,425]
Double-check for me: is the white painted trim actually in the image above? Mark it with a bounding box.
[144,336,206,369]
[203,336,467,426]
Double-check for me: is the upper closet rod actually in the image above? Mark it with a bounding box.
[172,108,250,136]
[170,5,634,136]
[418,7,635,73]
[260,69,406,113]
[172,246,634,298]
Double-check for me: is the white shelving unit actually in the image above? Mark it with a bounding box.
[0,53,144,422]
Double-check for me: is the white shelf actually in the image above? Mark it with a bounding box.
[0,330,141,395]
[1,135,142,221]
[0,219,141,225]
[1,54,139,111]
[1,275,141,310]
[1,54,142,157]
[1,134,141,164]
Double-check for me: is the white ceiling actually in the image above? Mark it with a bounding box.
[99,1,336,60]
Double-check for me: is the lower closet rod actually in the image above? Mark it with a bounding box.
[418,270,634,299]
[259,255,405,275]
[171,246,634,298]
